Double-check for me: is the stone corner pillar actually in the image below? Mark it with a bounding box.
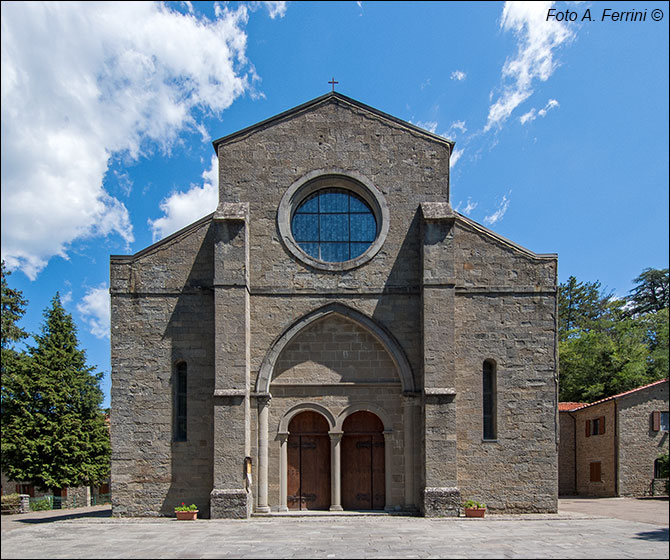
[420,203,460,517]
[210,203,252,519]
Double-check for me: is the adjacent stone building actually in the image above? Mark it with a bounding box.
[559,379,669,497]
[110,92,559,518]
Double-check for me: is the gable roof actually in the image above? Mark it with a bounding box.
[212,92,455,152]
[562,378,668,412]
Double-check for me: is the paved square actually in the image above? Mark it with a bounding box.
[1,500,668,559]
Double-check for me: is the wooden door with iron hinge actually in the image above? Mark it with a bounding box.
[287,411,331,510]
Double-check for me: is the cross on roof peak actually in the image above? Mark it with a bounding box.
[328,77,338,92]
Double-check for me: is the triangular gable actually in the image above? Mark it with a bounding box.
[212,92,454,152]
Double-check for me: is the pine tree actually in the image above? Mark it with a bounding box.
[627,267,669,315]
[1,293,110,490]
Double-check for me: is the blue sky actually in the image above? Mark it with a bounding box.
[2,1,668,409]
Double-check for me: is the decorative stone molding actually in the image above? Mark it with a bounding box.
[334,403,393,432]
[277,402,337,433]
[214,201,249,221]
[213,389,247,398]
[420,201,456,221]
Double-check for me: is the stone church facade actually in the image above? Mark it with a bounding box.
[110,93,558,518]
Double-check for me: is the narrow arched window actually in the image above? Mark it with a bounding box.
[482,360,497,440]
[175,362,187,441]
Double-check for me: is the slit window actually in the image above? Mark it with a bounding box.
[483,360,497,440]
[175,362,187,441]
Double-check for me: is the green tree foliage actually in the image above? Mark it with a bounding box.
[628,268,669,316]
[1,293,110,490]
[1,260,28,349]
[558,276,614,339]
[559,268,669,403]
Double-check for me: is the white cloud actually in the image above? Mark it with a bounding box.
[484,2,573,132]
[249,1,288,19]
[483,192,511,225]
[538,98,559,116]
[449,120,468,135]
[1,2,260,279]
[77,284,110,339]
[450,148,464,168]
[520,98,560,124]
[414,121,438,134]
[456,197,478,216]
[451,70,466,81]
[61,291,73,307]
[149,155,219,242]
[519,108,537,124]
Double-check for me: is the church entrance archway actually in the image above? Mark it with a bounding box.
[341,411,385,510]
[287,411,331,510]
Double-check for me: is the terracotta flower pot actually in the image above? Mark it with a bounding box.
[464,507,486,518]
[175,510,198,520]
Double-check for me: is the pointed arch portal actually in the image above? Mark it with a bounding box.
[255,303,415,513]
[256,303,415,393]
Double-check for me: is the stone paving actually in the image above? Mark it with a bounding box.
[1,501,668,559]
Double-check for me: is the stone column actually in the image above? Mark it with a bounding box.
[329,431,343,511]
[278,433,289,512]
[403,393,419,509]
[210,202,252,519]
[256,394,272,513]
[383,429,394,511]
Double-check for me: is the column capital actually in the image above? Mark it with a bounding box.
[328,431,344,442]
[253,392,272,407]
[277,432,289,444]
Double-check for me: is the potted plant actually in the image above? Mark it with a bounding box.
[174,502,199,520]
[462,499,486,518]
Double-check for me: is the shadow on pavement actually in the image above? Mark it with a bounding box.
[15,508,112,525]
[634,528,669,542]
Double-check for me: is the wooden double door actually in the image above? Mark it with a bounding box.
[286,409,386,511]
[341,411,385,510]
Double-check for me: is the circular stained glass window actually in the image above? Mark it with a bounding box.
[291,188,377,263]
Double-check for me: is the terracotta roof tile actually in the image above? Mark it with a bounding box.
[569,378,668,412]
[558,402,587,411]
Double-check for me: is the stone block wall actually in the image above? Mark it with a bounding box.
[617,381,669,496]
[218,97,448,300]
[426,215,558,513]
[454,290,557,512]
[110,220,216,517]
